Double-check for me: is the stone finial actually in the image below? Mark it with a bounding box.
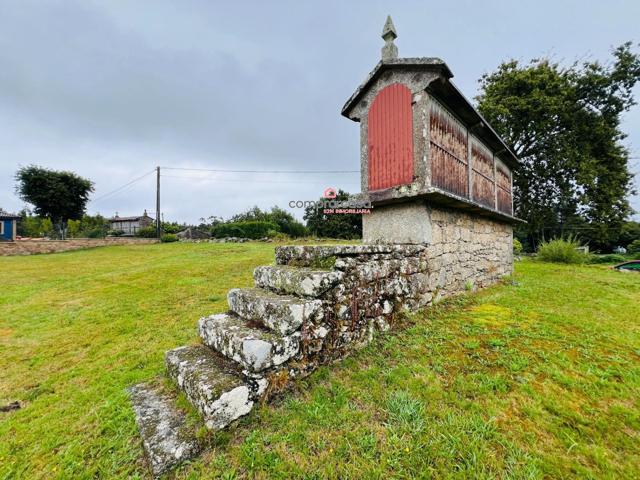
[381,15,398,60]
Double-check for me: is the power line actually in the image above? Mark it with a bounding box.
[160,174,360,185]
[91,169,156,203]
[161,166,360,174]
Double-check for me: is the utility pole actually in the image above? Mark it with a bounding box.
[156,166,161,239]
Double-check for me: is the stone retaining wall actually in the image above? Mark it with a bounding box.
[0,237,158,256]
[268,221,512,384]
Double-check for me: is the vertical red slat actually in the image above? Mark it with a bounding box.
[367,83,413,190]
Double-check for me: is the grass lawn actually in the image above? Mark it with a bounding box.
[1,243,639,479]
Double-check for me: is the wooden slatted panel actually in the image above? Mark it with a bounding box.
[429,98,468,198]
[367,83,413,191]
[470,136,495,209]
[496,161,513,215]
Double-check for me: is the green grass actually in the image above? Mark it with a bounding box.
[1,244,639,479]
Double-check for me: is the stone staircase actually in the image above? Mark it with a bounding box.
[130,254,349,477]
[129,243,505,477]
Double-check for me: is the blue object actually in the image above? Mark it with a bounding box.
[0,210,20,241]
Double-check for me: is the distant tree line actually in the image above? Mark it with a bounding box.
[17,210,110,238]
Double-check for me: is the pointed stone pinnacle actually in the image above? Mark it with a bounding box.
[381,15,398,60]
[381,15,397,41]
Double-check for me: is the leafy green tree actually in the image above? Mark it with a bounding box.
[67,219,82,238]
[476,43,640,250]
[619,221,640,249]
[303,190,362,239]
[66,214,109,238]
[161,221,183,234]
[135,226,157,238]
[15,166,94,239]
[18,210,108,238]
[227,206,307,237]
[41,218,54,238]
[212,221,279,239]
[628,239,640,254]
[266,206,307,237]
[16,209,36,237]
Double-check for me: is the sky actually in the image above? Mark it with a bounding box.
[1,0,639,224]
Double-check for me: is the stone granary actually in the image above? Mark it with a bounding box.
[129,17,521,477]
[344,15,519,245]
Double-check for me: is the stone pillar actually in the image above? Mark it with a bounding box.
[363,200,432,244]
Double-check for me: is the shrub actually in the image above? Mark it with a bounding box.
[136,226,157,238]
[537,237,588,264]
[212,221,279,239]
[513,238,523,255]
[211,224,244,238]
[240,221,279,239]
[627,239,640,254]
[588,254,627,264]
[270,232,291,242]
[161,222,182,234]
[281,221,307,238]
[85,227,106,238]
[108,229,125,237]
[160,233,178,243]
[225,206,307,238]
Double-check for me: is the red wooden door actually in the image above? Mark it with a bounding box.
[367,83,413,190]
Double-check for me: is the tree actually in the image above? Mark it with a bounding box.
[476,43,640,250]
[227,206,307,237]
[619,221,640,249]
[304,190,362,239]
[15,166,94,239]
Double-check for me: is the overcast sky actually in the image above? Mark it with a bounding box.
[1,0,639,223]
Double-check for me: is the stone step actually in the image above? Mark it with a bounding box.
[198,312,300,372]
[227,287,324,335]
[165,345,266,430]
[128,382,202,478]
[253,265,343,297]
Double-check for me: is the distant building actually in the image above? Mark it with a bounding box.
[109,210,154,236]
[0,209,20,241]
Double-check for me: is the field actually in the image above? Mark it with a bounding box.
[1,243,639,479]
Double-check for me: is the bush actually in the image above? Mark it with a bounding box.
[588,254,627,264]
[270,232,291,242]
[86,227,106,238]
[108,229,125,237]
[281,221,307,238]
[627,239,640,254]
[212,221,279,239]
[537,237,588,264]
[161,222,182,234]
[513,238,523,255]
[226,206,307,238]
[211,224,245,238]
[160,233,178,243]
[136,226,157,238]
